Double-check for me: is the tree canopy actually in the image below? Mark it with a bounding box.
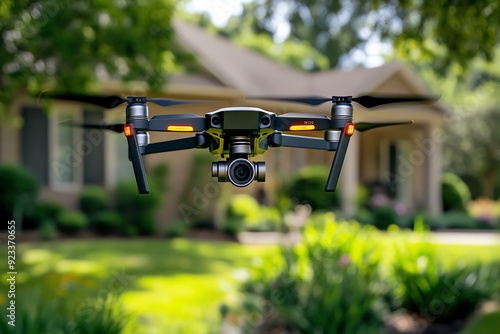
[227,0,499,71]
[0,0,183,120]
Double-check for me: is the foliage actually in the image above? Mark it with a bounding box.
[115,180,162,236]
[92,210,123,235]
[245,206,282,232]
[228,1,499,71]
[222,194,260,236]
[405,49,500,199]
[0,164,38,223]
[387,235,499,323]
[56,210,88,234]
[375,0,499,71]
[222,195,284,235]
[0,289,130,334]
[68,294,130,334]
[238,216,385,333]
[281,165,340,212]
[440,211,477,230]
[0,291,63,333]
[79,186,108,217]
[165,220,189,238]
[38,220,59,240]
[24,201,63,230]
[371,205,398,230]
[442,173,471,212]
[216,0,380,70]
[0,0,185,120]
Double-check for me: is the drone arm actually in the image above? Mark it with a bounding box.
[141,133,209,155]
[125,126,149,194]
[268,132,337,151]
[325,128,351,192]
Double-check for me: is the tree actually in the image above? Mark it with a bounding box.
[225,0,499,71]
[0,0,183,120]
[375,0,499,72]
[412,50,500,199]
[223,0,377,70]
[178,6,330,71]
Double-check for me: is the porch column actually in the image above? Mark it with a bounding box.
[340,132,360,217]
[425,124,443,214]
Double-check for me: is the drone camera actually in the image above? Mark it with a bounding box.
[212,159,265,187]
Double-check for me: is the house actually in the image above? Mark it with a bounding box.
[0,21,448,230]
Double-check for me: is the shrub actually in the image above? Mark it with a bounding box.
[79,186,108,216]
[115,180,162,236]
[351,208,374,226]
[56,210,88,234]
[399,212,443,230]
[371,205,397,230]
[222,194,260,236]
[165,220,189,238]
[257,206,282,232]
[0,290,131,334]
[39,220,59,240]
[387,234,498,323]
[24,201,64,230]
[441,211,477,229]
[281,165,340,211]
[0,164,38,224]
[238,215,385,333]
[442,173,471,212]
[92,211,123,235]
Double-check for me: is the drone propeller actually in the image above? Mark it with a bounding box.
[355,120,414,132]
[60,121,125,133]
[249,94,437,108]
[40,92,213,109]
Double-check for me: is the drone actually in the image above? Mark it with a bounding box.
[41,92,436,194]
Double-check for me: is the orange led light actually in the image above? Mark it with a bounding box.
[345,122,355,136]
[289,125,316,131]
[167,125,194,132]
[124,124,133,137]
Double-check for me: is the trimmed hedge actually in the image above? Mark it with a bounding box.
[442,173,471,212]
[0,164,39,224]
[281,165,340,211]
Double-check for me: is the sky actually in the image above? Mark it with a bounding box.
[185,0,251,27]
[184,0,390,68]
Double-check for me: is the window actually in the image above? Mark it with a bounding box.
[49,106,83,191]
[380,140,412,206]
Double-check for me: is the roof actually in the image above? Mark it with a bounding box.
[171,20,449,120]
[145,20,447,123]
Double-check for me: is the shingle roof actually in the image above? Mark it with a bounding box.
[172,20,448,117]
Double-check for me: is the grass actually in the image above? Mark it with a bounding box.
[1,231,499,333]
[0,238,279,333]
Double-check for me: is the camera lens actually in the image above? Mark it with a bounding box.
[234,164,251,181]
[228,158,255,187]
[211,116,221,126]
[261,116,270,127]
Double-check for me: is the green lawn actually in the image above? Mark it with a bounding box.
[0,238,279,333]
[1,234,499,333]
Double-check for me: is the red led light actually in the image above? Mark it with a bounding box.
[124,124,133,137]
[345,122,355,136]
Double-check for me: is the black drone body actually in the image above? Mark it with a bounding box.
[41,92,436,194]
